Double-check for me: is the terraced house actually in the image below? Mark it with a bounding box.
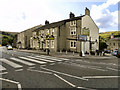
[30,8,99,53]
[16,25,42,49]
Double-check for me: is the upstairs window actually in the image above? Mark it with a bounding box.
[70,27,76,35]
[70,20,76,26]
[51,29,54,35]
[46,30,49,35]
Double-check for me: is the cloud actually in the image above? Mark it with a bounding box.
[91,0,119,32]
[0,0,64,32]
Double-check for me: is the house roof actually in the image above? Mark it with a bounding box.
[17,24,42,34]
[33,15,85,32]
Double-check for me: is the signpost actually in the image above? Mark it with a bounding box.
[78,35,87,56]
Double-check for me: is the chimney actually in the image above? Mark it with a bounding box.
[85,7,90,16]
[45,20,49,25]
[69,12,75,18]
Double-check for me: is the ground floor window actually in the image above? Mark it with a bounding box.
[46,40,49,48]
[70,41,76,48]
[51,40,54,48]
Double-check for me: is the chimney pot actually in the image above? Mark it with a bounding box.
[45,20,49,25]
[69,12,75,18]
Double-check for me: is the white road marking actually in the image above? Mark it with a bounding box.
[77,86,96,90]
[49,63,55,65]
[82,76,120,79]
[27,69,52,74]
[36,56,62,61]
[27,56,54,63]
[0,72,8,75]
[54,73,76,87]
[63,63,107,71]
[0,58,23,68]
[10,57,35,66]
[0,78,22,90]
[18,84,22,90]
[15,69,23,72]
[40,65,46,67]
[41,67,88,81]
[107,67,118,71]
[19,57,46,64]
[0,65,6,71]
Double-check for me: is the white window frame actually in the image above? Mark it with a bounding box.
[70,27,76,35]
[70,41,76,48]
[70,20,76,26]
[46,40,49,48]
[46,29,49,35]
[51,40,54,48]
[51,29,54,35]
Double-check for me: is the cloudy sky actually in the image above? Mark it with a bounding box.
[0,0,119,32]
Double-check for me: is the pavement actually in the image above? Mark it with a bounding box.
[14,48,117,60]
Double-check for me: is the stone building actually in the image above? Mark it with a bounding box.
[30,7,99,53]
[16,25,42,49]
[107,37,120,51]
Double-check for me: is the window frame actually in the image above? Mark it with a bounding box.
[51,40,54,48]
[70,41,76,48]
[46,40,49,48]
[70,20,76,26]
[70,27,76,35]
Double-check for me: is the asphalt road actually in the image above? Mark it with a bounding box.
[0,47,119,90]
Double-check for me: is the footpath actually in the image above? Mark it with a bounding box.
[14,49,117,60]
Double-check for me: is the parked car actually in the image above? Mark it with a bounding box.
[104,50,111,54]
[112,50,118,56]
[7,45,13,50]
[116,51,120,58]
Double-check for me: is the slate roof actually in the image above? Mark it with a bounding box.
[34,15,85,32]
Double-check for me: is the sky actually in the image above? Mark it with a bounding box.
[0,0,119,32]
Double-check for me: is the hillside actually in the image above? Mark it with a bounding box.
[99,31,120,42]
[0,31,18,46]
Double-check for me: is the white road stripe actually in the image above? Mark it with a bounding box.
[82,76,120,79]
[41,67,88,81]
[0,65,6,71]
[27,56,54,63]
[19,57,46,64]
[0,72,8,75]
[54,73,76,87]
[0,58,23,68]
[77,86,96,90]
[0,78,22,90]
[0,78,19,84]
[10,57,35,66]
[107,67,118,71]
[36,56,62,61]
[15,69,23,72]
[28,69,52,74]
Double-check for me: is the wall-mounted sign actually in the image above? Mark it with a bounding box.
[78,35,87,41]
[82,28,89,36]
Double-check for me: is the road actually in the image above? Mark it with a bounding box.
[0,47,119,90]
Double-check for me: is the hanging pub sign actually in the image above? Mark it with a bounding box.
[82,27,89,36]
[78,35,87,41]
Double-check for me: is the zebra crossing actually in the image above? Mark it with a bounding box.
[0,55,70,74]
